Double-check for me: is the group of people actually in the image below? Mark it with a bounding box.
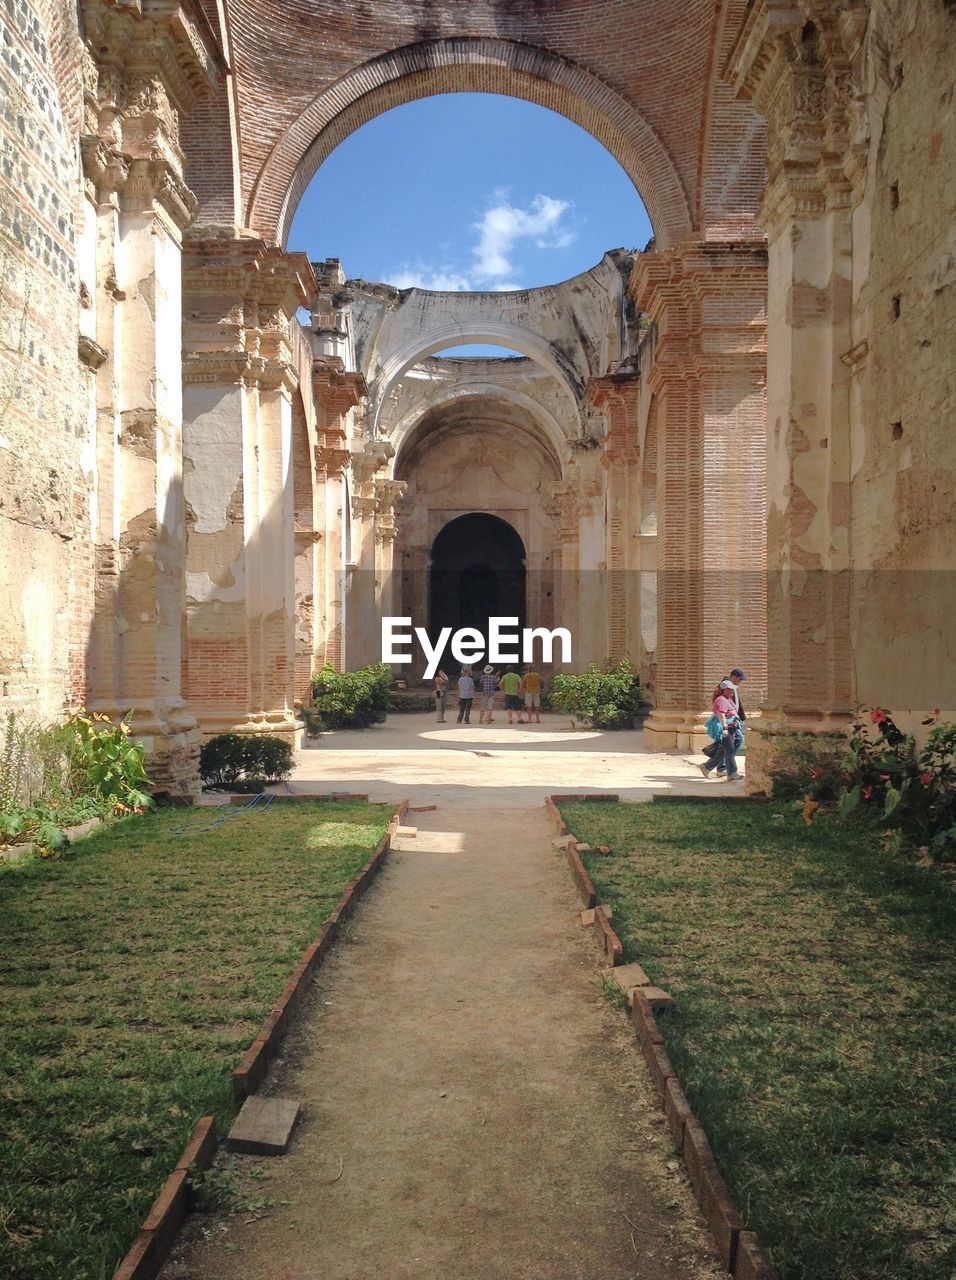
[433,665,543,726]
[430,662,750,778]
[699,667,747,781]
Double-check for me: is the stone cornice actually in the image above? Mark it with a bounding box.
[251,358,299,396]
[629,241,767,310]
[350,495,378,519]
[585,371,640,411]
[351,439,394,484]
[183,237,317,318]
[182,351,253,385]
[726,0,870,222]
[374,478,407,512]
[81,0,221,115]
[314,445,351,477]
[312,357,367,406]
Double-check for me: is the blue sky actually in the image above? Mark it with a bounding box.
[287,94,653,295]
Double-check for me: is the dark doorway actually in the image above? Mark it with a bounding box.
[429,514,526,670]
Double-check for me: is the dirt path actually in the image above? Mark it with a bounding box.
[162,805,722,1280]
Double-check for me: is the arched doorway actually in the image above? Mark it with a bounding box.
[429,515,526,671]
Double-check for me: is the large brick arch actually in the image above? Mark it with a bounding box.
[247,39,694,250]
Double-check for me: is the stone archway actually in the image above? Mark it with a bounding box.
[391,387,562,678]
[248,39,693,249]
[429,514,526,671]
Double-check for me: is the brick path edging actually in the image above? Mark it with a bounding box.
[112,1117,217,1280]
[111,799,407,1280]
[547,795,779,1280]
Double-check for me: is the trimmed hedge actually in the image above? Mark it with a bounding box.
[199,734,294,788]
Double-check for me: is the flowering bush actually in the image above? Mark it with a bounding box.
[766,732,853,802]
[837,709,956,859]
[769,709,955,862]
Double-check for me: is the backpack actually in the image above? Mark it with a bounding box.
[705,713,723,741]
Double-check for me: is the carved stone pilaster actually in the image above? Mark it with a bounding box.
[375,478,407,514]
[727,0,861,767]
[728,0,870,228]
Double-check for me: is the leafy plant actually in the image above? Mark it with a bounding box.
[311,663,392,729]
[0,710,152,857]
[550,660,642,728]
[387,688,437,713]
[69,711,151,812]
[199,734,294,789]
[839,709,956,859]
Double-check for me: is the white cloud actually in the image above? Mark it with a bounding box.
[385,266,472,292]
[382,192,576,294]
[471,193,574,287]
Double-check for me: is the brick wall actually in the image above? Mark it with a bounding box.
[0,0,91,720]
[190,0,765,245]
[849,0,956,718]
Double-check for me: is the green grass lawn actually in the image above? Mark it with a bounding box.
[0,800,389,1280]
[559,800,956,1280]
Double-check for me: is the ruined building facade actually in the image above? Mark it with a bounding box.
[1,0,953,792]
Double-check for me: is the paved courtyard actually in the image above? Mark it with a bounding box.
[275,712,741,808]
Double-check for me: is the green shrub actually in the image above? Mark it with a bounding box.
[839,710,956,860]
[311,663,392,729]
[198,734,294,789]
[550,660,642,728]
[70,711,151,811]
[252,736,294,782]
[388,688,436,713]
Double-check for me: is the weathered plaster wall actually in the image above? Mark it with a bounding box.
[0,0,90,719]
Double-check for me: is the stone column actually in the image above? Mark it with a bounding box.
[589,373,642,665]
[632,242,768,749]
[729,2,865,784]
[79,1,219,792]
[346,440,394,669]
[80,133,128,720]
[375,479,406,627]
[311,359,367,670]
[182,237,316,744]
[548,480,579,672]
